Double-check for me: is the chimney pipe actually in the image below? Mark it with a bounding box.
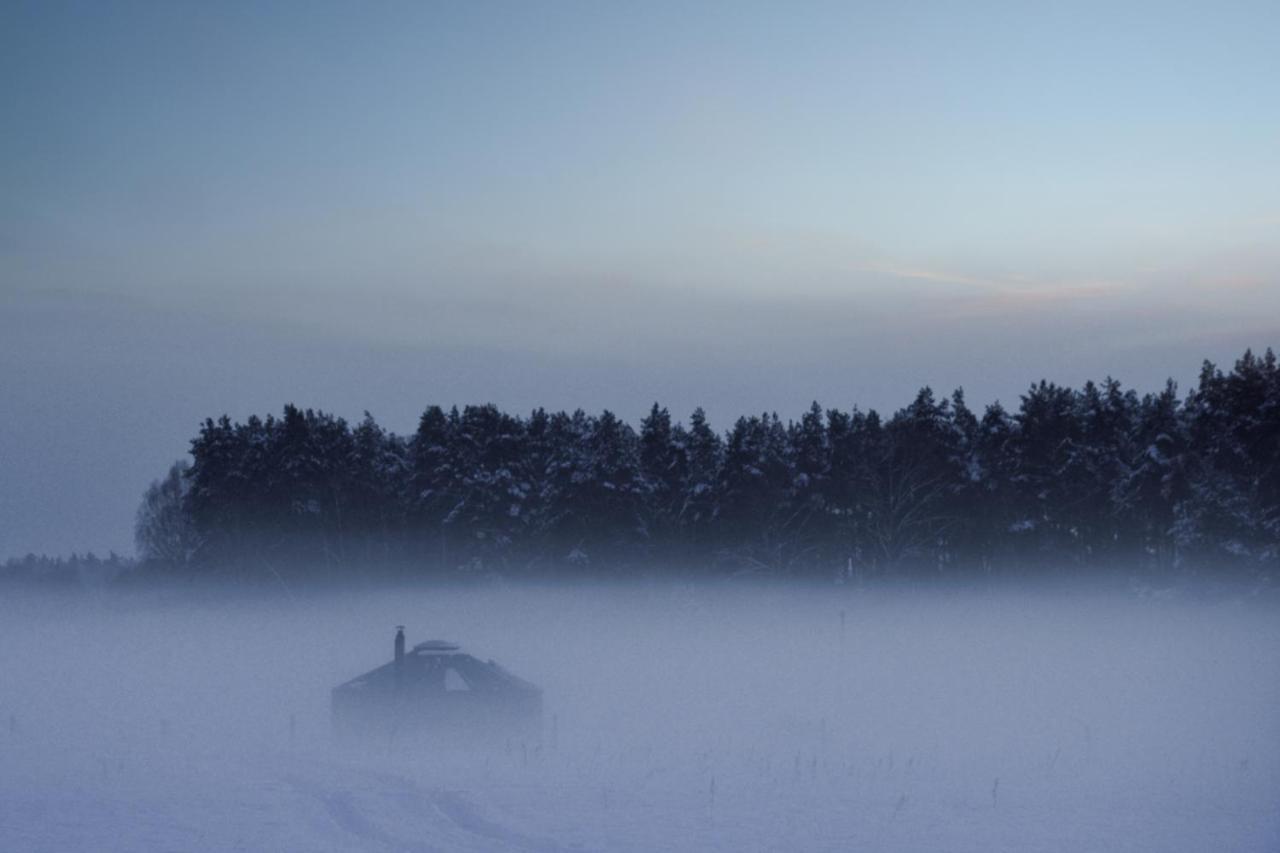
[394,626,406,691]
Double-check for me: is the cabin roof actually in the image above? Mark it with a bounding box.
[333,644,540,697]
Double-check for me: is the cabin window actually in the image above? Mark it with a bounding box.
[444,667,470,692]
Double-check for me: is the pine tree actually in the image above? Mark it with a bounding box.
[786,402,832,572]
[679,407,723,565]
[409,405,458,572]
[639,404,688,565]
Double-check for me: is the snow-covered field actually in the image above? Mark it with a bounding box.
[2,580,1277,852]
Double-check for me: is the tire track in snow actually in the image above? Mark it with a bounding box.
[286,766,575,853]
[285,775,441,853]
[350,765,573,852]
[428,788,567,853]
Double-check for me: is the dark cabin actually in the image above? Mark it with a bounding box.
[331,628,542,741]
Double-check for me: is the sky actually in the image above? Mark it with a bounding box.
[2,0,1278,557]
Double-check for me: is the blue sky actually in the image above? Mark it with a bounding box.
[2,1,1278,556]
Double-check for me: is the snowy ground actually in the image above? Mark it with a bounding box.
[1,580,1277,852]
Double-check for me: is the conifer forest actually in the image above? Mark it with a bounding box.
[123,349,1280,581]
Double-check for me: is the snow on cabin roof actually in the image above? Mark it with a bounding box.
[333,641,542,697]
[412,640,460,654]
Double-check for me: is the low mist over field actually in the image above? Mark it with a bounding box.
[2,580,1277,852]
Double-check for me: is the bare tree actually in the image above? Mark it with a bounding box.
[135,460,202,565]
[856,447,958,572]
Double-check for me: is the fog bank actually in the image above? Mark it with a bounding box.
[1,581,1277,851]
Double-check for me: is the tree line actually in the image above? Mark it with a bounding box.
[131,349,1279,581]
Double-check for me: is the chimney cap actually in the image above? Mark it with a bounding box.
[412,640,460,654]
